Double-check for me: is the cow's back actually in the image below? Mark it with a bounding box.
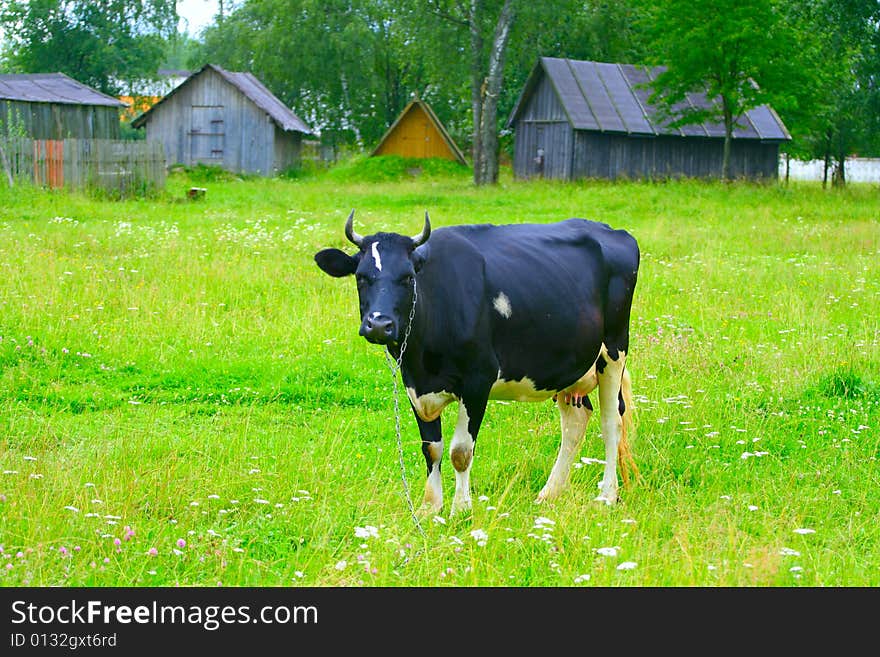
[436,218,639,391]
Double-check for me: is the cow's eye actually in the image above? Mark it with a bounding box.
[356,274,369,288]
[400,274,414,285]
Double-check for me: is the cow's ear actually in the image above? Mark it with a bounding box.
[314,248,358,277]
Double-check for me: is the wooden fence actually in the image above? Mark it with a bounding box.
[0,138,166,195]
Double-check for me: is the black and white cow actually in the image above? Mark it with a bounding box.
[315,211,640,514]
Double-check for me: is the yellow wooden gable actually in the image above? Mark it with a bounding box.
[371,99,467,165]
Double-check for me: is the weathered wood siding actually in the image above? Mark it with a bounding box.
[272,124,303,173]
[512,74,573,179]
[0,100,121,139]
[140,68,281,175]
[0,137,165,195]
[571,133,780,180]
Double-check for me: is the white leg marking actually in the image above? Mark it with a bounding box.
[371,242,382,271]
[537,397,590,503]
[450,402,473,515]
[493,292,512,318]
[422,439,443,514]
[596,348,626,505]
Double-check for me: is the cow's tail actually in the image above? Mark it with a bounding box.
[618,367,639,488]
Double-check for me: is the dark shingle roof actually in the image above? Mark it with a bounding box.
[508,57,791,141]
[0,73,125,107]
[131,64,312,134]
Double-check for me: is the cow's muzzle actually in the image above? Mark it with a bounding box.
[360,314,396,344]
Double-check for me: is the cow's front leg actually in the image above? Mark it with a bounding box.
[415,413,443,514]
[450,388,489,515]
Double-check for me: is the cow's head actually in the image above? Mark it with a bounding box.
[314,210,430,346]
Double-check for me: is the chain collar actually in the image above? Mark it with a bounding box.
[383,279,425,537]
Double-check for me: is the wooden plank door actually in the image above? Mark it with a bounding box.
[189,105,225,164]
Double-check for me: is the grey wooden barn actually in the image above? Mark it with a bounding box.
[0,73,125,139]
[132,64,313,176]
[507,57,791,181]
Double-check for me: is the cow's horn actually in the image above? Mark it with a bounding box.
[344,209,364,247]
[412,212,431,247]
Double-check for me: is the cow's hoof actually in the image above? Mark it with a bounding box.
[535,485,561,504]
[450,497,472,516]
[417,502,442,518]
[593,492,618,506]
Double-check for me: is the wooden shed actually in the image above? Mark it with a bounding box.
[0,73,126,139]
[131,64,313,176]
[507,57,791,181]
[372,99,467,165]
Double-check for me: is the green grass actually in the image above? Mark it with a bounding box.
[0,165,878,586]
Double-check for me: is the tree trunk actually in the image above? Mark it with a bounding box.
[832,152,846,187]
[477,0,514,185]
[721,98,732,182]
[470,0,484,186]
[822,131,831,189]
[784,152,790,185]
[470,0,515,186]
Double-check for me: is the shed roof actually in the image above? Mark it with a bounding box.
[507,57,791,141]
[0,73,126,107]
[371,98,467,165]
[131,64,312,134]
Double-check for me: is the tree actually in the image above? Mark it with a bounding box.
[0,1,178,96]
[472,0,515,185]
[638,0,798,181]
[792,0,880,186]
[414,0,516,185]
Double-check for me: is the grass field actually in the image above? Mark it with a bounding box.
[0,160,878,586]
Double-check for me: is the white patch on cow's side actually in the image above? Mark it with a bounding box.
[490,375,554,402]
[493,292,512,319]
[450,402,473,515]
[371,242,382,271]
[406,387,457,422]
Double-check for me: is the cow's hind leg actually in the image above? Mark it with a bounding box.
[596,346,626,505]
[537,396,591,503]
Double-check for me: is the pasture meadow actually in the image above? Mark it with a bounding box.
[0,158,878,587]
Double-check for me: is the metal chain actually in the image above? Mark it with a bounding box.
[384,279,426,538]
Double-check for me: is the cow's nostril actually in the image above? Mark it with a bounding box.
[360,314,394,343]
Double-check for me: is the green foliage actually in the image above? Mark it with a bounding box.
[0,0,178,95]
[324,155,470,183]
[811,371,875,401]
[180,163,244,183]
[0,101,29,138]
[637,0,800,179]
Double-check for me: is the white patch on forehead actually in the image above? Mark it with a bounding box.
[371,242,382,271]
[493,292,512,318]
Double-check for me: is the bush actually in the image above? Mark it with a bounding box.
[323,154,469,183]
